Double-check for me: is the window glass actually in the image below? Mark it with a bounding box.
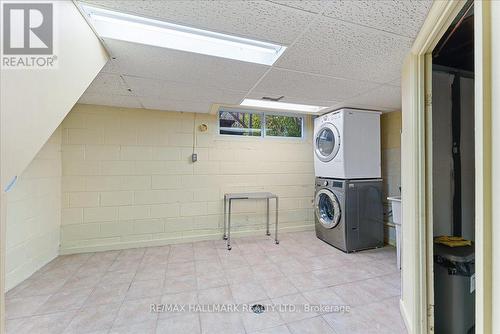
[218,109,303,138]
[265,114,303,138]
[219,110,262,136]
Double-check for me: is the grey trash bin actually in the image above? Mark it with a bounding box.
[434,243,475,334]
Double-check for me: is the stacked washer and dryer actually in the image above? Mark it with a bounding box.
[313,108,384,252]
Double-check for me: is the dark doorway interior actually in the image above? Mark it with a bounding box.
[433,2,474,72]
[431,1,475,333]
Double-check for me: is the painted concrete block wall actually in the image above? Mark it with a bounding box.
[381,110,402,245]
[60,104,314,253]
[5,128,62,291]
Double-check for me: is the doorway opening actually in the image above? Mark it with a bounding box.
[431,1,475,333]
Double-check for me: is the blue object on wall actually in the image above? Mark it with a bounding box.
[4,176,17,193]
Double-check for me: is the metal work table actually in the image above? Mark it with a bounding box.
[223,192,279,250]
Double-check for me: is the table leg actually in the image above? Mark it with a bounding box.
[223,196,227,240]
[275,197,279,244]
[227,199,232,250]
[266,198,270,236]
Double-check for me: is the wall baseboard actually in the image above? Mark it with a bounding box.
[59,224,314,255]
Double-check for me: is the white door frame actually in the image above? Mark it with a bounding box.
[400,1,494,333]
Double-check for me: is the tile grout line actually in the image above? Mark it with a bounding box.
[49,253,97,334]
[108,249,137,332]
[75,251,120,334]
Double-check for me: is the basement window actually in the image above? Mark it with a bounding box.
[219,110,262,136]
[265,114,302,138]
[218,108,303,138]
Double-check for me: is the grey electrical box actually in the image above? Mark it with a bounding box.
[191,153,197,162]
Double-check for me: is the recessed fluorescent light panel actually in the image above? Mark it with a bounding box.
[241,99,328,113]
[79,4,287,65]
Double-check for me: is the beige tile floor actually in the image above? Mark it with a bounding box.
[5,231,406,334]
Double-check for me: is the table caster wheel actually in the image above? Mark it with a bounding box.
[275,241,280,245]
[266,232,271,236]
[228,246,232,250]
[223,236,228,240]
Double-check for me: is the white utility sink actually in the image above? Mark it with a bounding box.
[387,196,402,269]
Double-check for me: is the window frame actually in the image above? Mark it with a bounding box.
[218,107,304,140]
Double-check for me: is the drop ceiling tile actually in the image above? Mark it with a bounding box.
[84,72,132,96]
[246,92,338,107]
[321,0,433,38]
[78,93,142,109]
[269,1,327,14]
[138,97,212,114]
[124,76,246,105]
[245,93,338,111]
[100,39,269,92]
[343,84,402,111]
[251,68,379,101]
[273,0,432,38]
[325,102,394,114]
[81,0,315,44]
[100,56,121,74]
[275,17,413,83]
[387,78,401,87]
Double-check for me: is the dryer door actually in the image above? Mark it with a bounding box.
[315,189,341,229]
[314,123,341,162]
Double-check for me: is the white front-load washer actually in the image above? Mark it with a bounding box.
[313,108,381,179]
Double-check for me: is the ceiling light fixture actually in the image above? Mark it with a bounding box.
[240,99,328,113]
[79,4,287,65]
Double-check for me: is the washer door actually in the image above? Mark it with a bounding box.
[314,123,341,162]
[315,189,341,229]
